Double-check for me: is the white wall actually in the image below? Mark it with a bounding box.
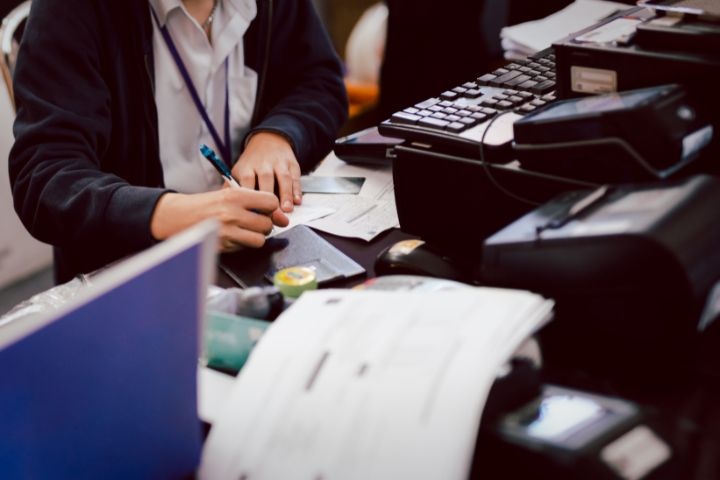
[0,80,52,288]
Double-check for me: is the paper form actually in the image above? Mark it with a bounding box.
[312,152,395,202]
[200,288,554,480]
[268,204,335,238]
[271,153,398,240]
[301,194,399,241]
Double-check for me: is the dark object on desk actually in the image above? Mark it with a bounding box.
[378,48,557,161]
[220,225,366,288]
[635,16,720,54]
[482,175,720,381]
[374,239,470,282]
[392,144,597,265]
[477,383,673,480]
[513,84,713,183]
[553,6,720,132]
[333,126,403,166]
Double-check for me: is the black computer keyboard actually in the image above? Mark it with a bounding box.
[378,48,558,159]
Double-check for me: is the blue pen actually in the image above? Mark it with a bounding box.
[200,143,241,189]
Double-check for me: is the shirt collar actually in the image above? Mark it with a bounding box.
[148,0,255,27]
[148,0,181,27]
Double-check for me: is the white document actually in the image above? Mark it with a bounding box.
[302,194,399,242]
[269,204,335,237]
[200,288,554,480]
[501,0,631,57]
[197,366,236,424]
[312,152,395,202]
[277,153,398,240]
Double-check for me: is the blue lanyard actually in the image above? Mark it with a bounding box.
[150,7,232,168]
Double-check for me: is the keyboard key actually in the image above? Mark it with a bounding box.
[517,91,534,99]
[477,73,497,85]
[446,122,466,133]
[518,104,536,113]
[494,94,509,101]
[492,68,510,76]
[464,88,482,99]
[530,99,547,107]
[431,112,448,119]
[505,63,521,70]
[482,98,500,107]
[439,100,455,107]
[508,95,525,105]
[428,105,444,112]
[391,111,421,124]
[519,66,531,73]
[417,109,433,117]
[415,98,440,109]
[455,109,472,117]
[497,100,514,109]
[459,117,478,126]
[446,114,461,122]
[481,107,498,116]
[463,82,478,89]
[517,80,539,90]
[505,74,531,87]
[541,93,556,101]
[452,86,468,95]
[503,89,519,96]
[534,76,549,83]
[418,117,450,129]
[440,90,459,100]
[531,80,556,94]
[442,107,458,114]
[403,107,419,114]
[470,112,488,121]
[490,70,522,86]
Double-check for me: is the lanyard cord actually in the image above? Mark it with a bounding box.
[150,6,232,167]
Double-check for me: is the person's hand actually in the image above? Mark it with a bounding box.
[150,187,289,252]
[231,131,302,213]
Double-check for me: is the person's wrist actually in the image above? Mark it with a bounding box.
[150,192,196,240]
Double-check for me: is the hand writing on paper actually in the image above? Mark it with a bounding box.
[232,131,302,213]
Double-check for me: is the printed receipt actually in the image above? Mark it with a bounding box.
[302,194,399,242]
[200,288,554,480]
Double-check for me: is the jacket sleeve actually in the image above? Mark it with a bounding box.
[246,0,348,171]
[9,0,165,252]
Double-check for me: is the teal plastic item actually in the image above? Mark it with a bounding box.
[204,311,270,372]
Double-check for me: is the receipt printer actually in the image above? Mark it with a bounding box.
[481,175,720,379]
[473,359,674,480]
[513,84,714,184]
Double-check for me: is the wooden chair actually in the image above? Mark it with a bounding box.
[0,1,31,111]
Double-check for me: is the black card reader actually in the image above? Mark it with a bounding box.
[512,84,713,183]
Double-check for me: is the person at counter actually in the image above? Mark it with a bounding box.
[9,0,347,283]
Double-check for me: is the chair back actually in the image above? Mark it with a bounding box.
[0,1,31,111]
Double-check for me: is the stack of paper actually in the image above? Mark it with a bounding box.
[200,288,554,480]
[279,152,399,242]
[501,0,632,59]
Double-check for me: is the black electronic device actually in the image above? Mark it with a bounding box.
[333,126,403,166]
[553,6,720,103]
[377,48,558,161]
[476,384,673,480]
[374,239,472,282]
[513,84,714,183]
[481,174,720,380]
[391,143,598,265]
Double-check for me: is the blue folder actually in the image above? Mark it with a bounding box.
[0,222,216,479]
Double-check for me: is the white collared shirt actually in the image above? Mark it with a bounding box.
[149,0,258,193]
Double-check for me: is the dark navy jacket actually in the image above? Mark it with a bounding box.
[9,0,348,283]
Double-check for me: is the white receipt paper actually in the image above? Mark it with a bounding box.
[200,288,554,480]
